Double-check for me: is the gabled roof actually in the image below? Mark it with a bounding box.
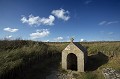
[73,42,87,53]
[63,38,87,53]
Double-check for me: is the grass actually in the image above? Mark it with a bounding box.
[0,40,49,79]
[0,40,120,79]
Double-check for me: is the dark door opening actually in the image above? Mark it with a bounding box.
[67,53,77,71]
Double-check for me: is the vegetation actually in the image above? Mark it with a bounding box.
[0,40,120,79]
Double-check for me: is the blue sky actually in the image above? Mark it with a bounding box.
[0,0,120,42]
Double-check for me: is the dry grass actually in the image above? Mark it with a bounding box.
[0,40,120,79]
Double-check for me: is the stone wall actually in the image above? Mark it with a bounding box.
[62,42,84,72]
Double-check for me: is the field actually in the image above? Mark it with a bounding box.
[0,40,120,79]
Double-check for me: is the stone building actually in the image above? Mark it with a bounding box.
[62,38,87,72]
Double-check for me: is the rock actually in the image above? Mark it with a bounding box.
[102,68,120,79]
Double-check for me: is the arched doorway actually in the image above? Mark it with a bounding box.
[67,53,77,71]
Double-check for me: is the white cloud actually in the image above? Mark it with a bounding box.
[107,21,119,25]
[21,15,39,25]
[98,21,107,25]
[7,35,12,38]
[40,15,55,25]
[80,39,84,42]
[52,8,70,21]
[30,29,50,39]
[80,39,86,42]
[4,35,13,40]
[3,27,18,32]
[99,21,119,25]
[21,14,55,26]
[54,37,64,42]
[46,40,50,42]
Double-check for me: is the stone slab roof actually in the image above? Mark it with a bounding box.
[73,42,87,53]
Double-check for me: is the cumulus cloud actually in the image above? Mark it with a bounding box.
[40,15,55,25]
[30,29,50,39]
[3,27,18,32]
[52,8,70,21]
[21,14,55,26]
[54,37,64,42]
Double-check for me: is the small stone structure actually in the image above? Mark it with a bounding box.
[62,38,87,72]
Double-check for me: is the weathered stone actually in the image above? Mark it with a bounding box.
[62,38,87,72]
[116,73,120,77]
[102,68,120,79]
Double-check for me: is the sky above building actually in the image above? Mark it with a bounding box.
[0,0,120,42]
